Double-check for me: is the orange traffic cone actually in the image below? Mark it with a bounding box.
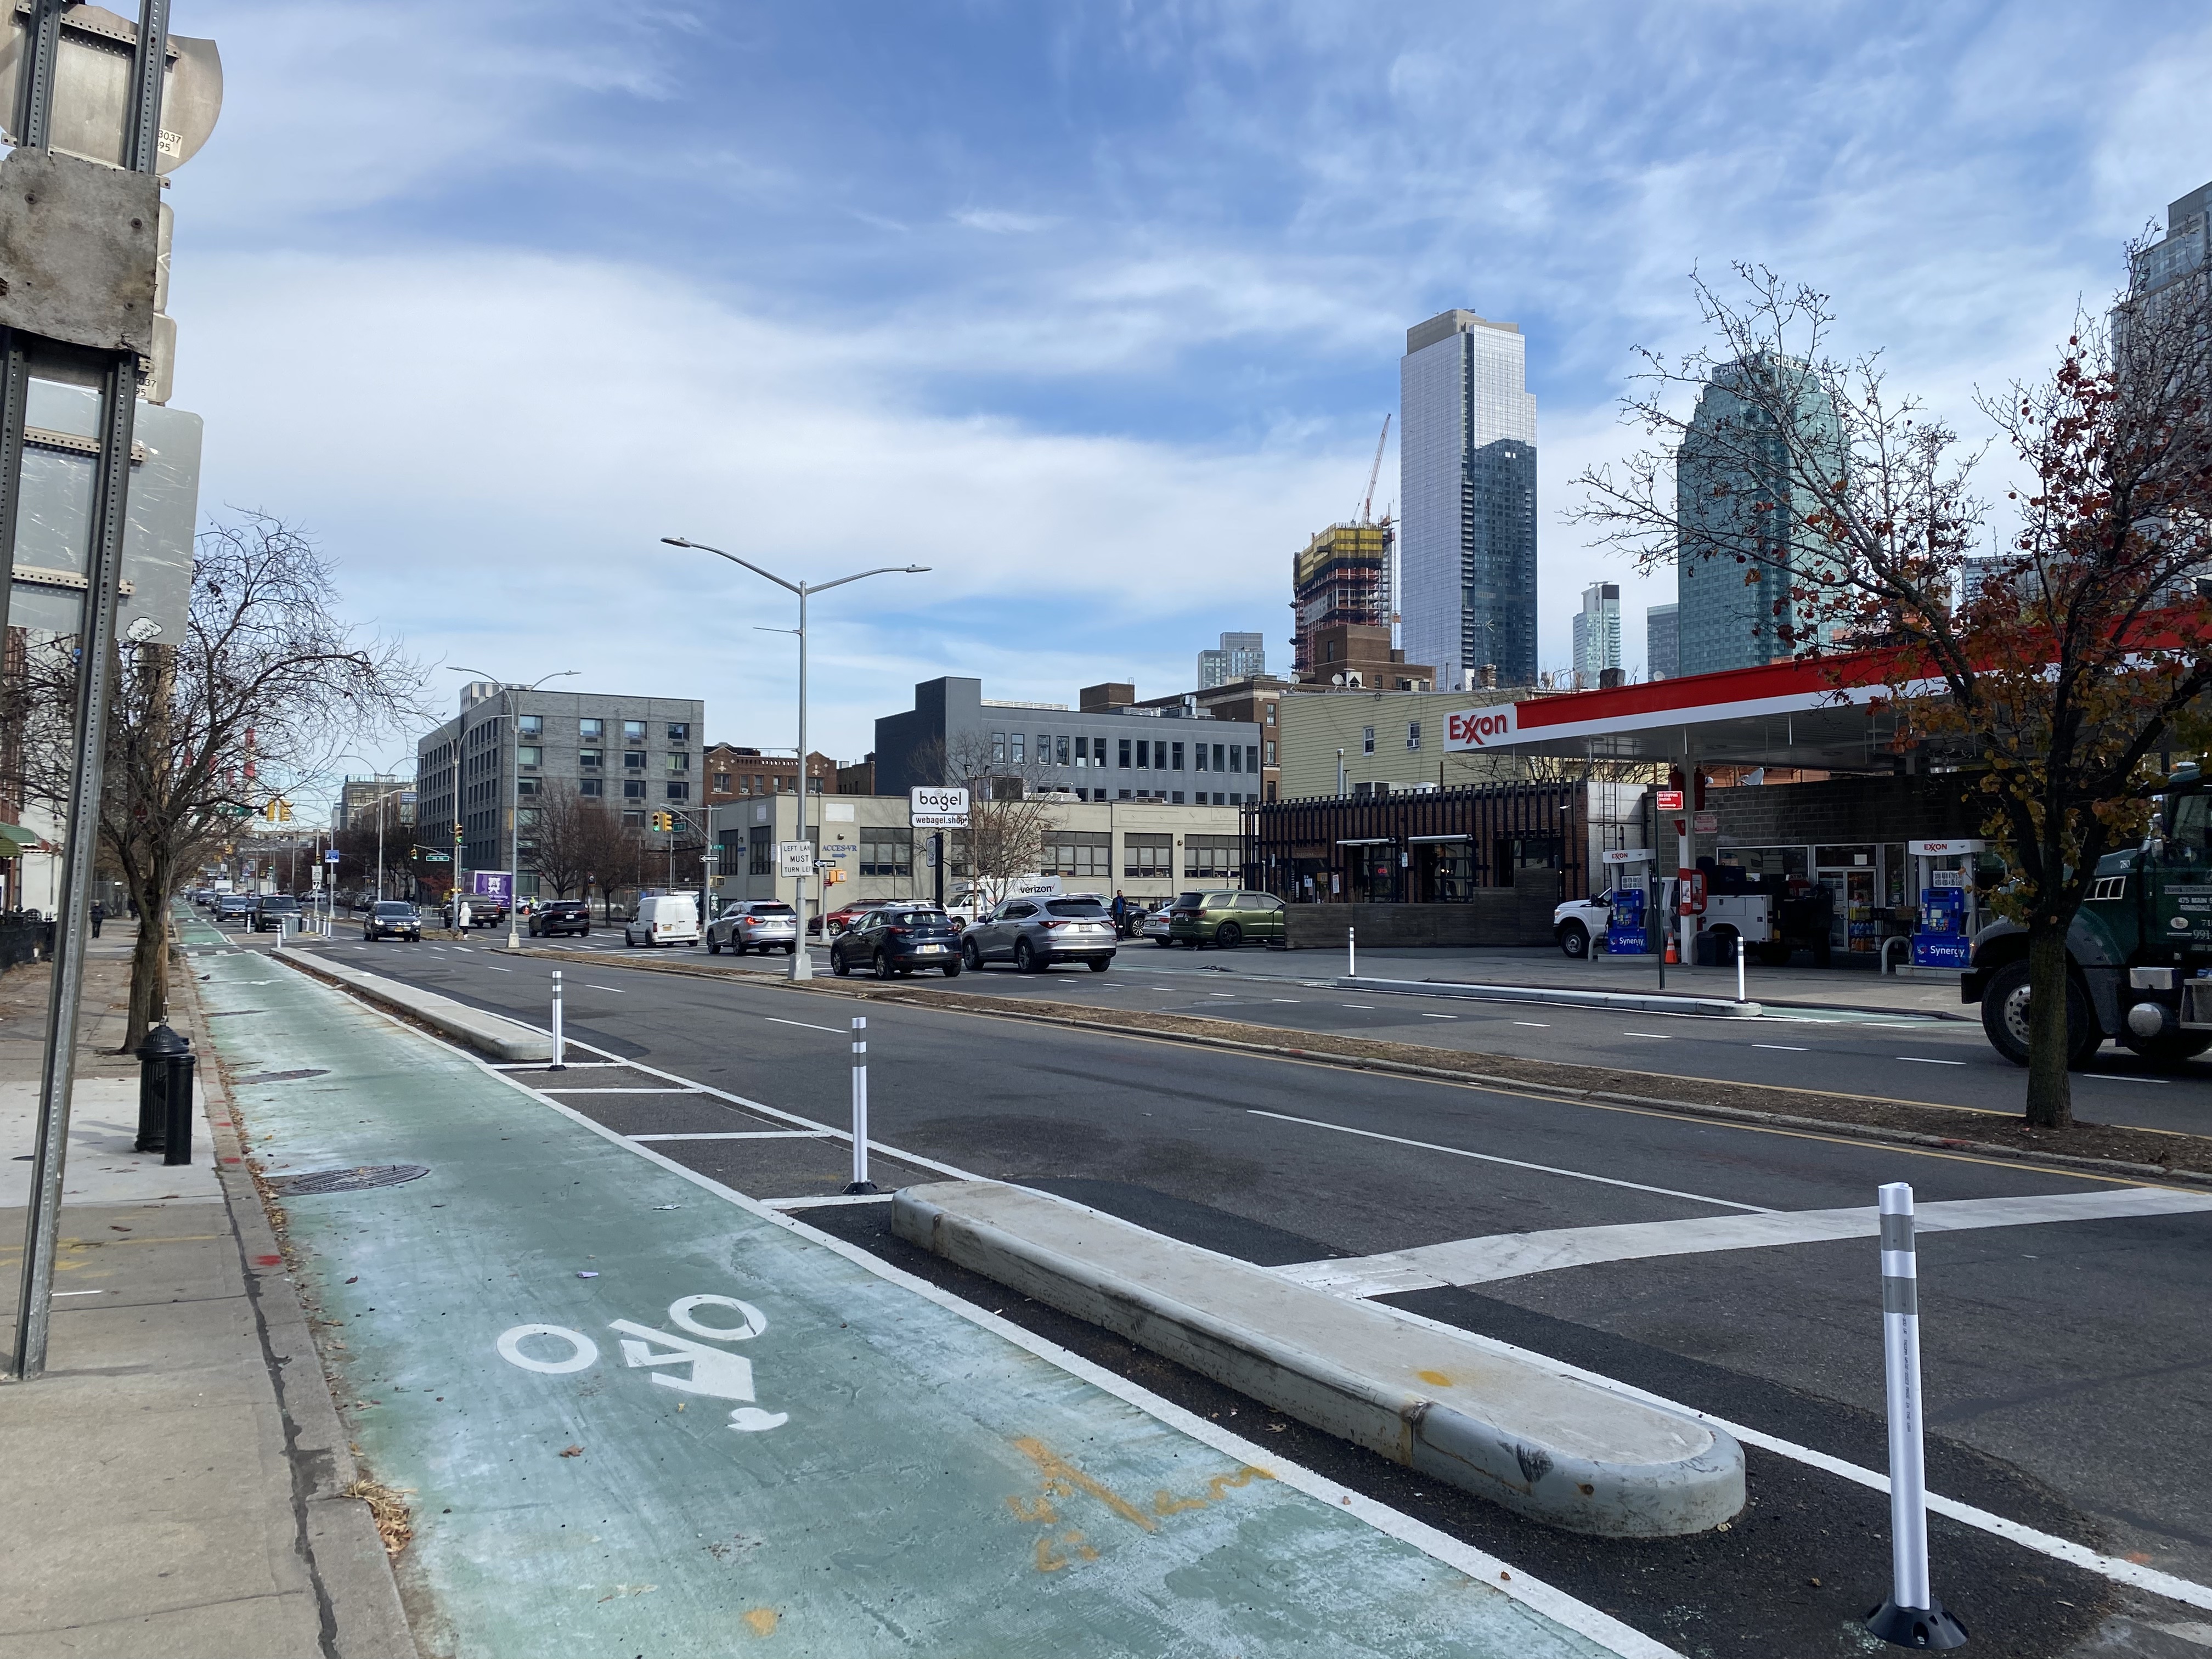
[1664,935,1680,964]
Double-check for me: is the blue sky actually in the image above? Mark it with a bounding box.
[164,1,2212,778]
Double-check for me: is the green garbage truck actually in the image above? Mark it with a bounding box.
[1963,763,2212,1069]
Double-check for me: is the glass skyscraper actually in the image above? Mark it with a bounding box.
[1675,356,1844,676]
[1571,582,1621,685]
[1399,309,1538,691]
[1197,631,1266,689]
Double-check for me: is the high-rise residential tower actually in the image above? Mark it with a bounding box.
[1645,602,1679,681]
[1290,522,1393,678]
[1197,631,1266,689]
[1571,582,1621,686]
[1674,356,1846,676]
[1400,309,1538,691]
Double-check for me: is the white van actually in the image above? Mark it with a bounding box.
[623,893,701,947]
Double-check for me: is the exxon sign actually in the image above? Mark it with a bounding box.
[1444,705,1518,752]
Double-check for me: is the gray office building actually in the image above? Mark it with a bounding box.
[416,684,706,895]
[1675,357,1844,676]
[1198,631,1266,689]
[1645,602,1679,681]
[1399,308,1539,691]
[874,677,1264,805]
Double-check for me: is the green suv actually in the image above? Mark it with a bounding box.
[1167,889,1286,950]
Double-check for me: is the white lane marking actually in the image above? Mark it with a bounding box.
[763,1193,899,1209]
[631,1131,830,1142]
[52,1289,104,1296]
[1274,1186,2212,1298]
[538,1087,703,1095]
[584,985,626,994]
[486,966,512,973]
[2087,1074,2169,1085]
[453,945,474,952]
[1368,1297,2212,1615]
[1208,993,1235,998]
[1622,1031,1669,1039]
[1341,1003,1376,1008]
[766,1017,843,1034]
[1754,1043,1809,1052]
[1247,1109,1773,1217]
[1418,1013,1457,1020]
[1514,1022,1550,1029]
[1271,998,1301,1004]
[458,1068,1668,1653]
[1897,1057,1966,1066]
[491,1061,624,1070]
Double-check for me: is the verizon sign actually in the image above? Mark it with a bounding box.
[1444,705,1518,752]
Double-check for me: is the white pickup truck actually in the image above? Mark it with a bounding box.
[1553,888,1782,957]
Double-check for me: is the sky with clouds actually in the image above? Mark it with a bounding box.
[162,0,2212,780]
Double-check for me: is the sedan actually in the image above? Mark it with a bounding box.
[708,901,799,956]
[363,901,422,942]
[812,898,891,938]
[215,894,256,925]
[831,906,962,978]
[528,899,591,938]
[961,895,1118,973]
[1142,907,1175,946]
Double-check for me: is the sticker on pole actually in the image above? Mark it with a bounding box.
[910,786,969,828]
[776,841,814,878]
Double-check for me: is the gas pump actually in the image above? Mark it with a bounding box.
[1910,838,1984,968]
[1600,848,1657,953]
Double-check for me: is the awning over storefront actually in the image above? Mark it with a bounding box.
[0,822,43,854]
[1442,653,1963,771]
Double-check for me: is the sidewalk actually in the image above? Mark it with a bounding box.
[195,922,1668,1656]
[0,919,410,1658]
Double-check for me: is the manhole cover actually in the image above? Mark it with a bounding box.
[234,1068,330,1086]
[266,1164,429,1196]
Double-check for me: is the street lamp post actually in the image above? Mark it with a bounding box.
[447,667,580,950]
[662,537,927,981]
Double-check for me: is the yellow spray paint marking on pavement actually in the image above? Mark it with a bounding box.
[1418,1369,1453,1387]
[742,1607,778,1636]
[1009,1437,1278,1570]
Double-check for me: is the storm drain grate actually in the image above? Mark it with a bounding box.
[265,1164,429,1196]
[234,1068,331,1086]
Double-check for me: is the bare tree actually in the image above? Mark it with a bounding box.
[524,783,605,900]
[5,512,425,1046]
[1572,259,2212,1128]
[941,731,1058,909]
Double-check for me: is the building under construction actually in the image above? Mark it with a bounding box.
[1291,522,1394,679]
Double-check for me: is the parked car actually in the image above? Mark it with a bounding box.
[1168,889,1286,950]
[623,893,701,947]
[251,895,303,932]
[528,898,591,938]
[215,894,256,925]
[708,901,799,956]
[961,894,1118,973]
[1142,906,1175,946]
[812,897,890,938]
[831,905,962,978]
[363,900,422,942]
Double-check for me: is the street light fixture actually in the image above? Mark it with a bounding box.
[446,667,580,949]
[662,537,928,980]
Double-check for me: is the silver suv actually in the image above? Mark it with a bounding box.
[708,900,799,956]
[961,894,1118,974]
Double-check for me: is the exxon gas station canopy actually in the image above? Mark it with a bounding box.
[1443,653,1965,771]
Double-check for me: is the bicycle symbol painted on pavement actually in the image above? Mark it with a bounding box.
[495,1294,789,1432]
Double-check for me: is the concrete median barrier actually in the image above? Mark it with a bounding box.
[274,952,551,1063]
[1339,974,1762,1018]
[893,1179,1744,1538]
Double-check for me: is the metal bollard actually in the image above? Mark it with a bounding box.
[550,970,566,1071]
[844,1014,877,1195]
[133,1023,188,1153]
[161,1047,196,1166]
[1866,1182,1968,1649]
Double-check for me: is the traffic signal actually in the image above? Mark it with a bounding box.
[651,812,673,832]
[453,822,464,844]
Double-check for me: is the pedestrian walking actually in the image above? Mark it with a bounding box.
[89,901,105,938]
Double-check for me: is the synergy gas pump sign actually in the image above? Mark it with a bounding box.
[1444,704,1518,751]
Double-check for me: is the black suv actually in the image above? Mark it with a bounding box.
[528,899,591,938]
[251,895,303,932]
[830,906,962,978]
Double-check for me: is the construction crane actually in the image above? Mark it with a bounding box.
[1360,414,1391,526]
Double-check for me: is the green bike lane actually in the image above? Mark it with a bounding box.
[185,936,1667,1657]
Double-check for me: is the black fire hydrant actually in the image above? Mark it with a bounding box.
[133,1024,196,1165]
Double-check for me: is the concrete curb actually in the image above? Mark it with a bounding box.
[181,973,420,1659]
[893,1180,1745,1538]
[1339,974,1762,1018]
[275,951,550,1062]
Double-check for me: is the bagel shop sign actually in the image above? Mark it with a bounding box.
[1445,704,1519,751]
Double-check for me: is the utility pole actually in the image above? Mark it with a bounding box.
[662,537,928,981]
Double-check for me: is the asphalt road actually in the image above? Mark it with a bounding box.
[234,927,2212,1640]
[423,925,2212,1133]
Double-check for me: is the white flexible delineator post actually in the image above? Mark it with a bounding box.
[1867,1182,1968,1649]
[845,1015,877,1194]
[1348,925,1356,979]
[549,970,566,1073]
